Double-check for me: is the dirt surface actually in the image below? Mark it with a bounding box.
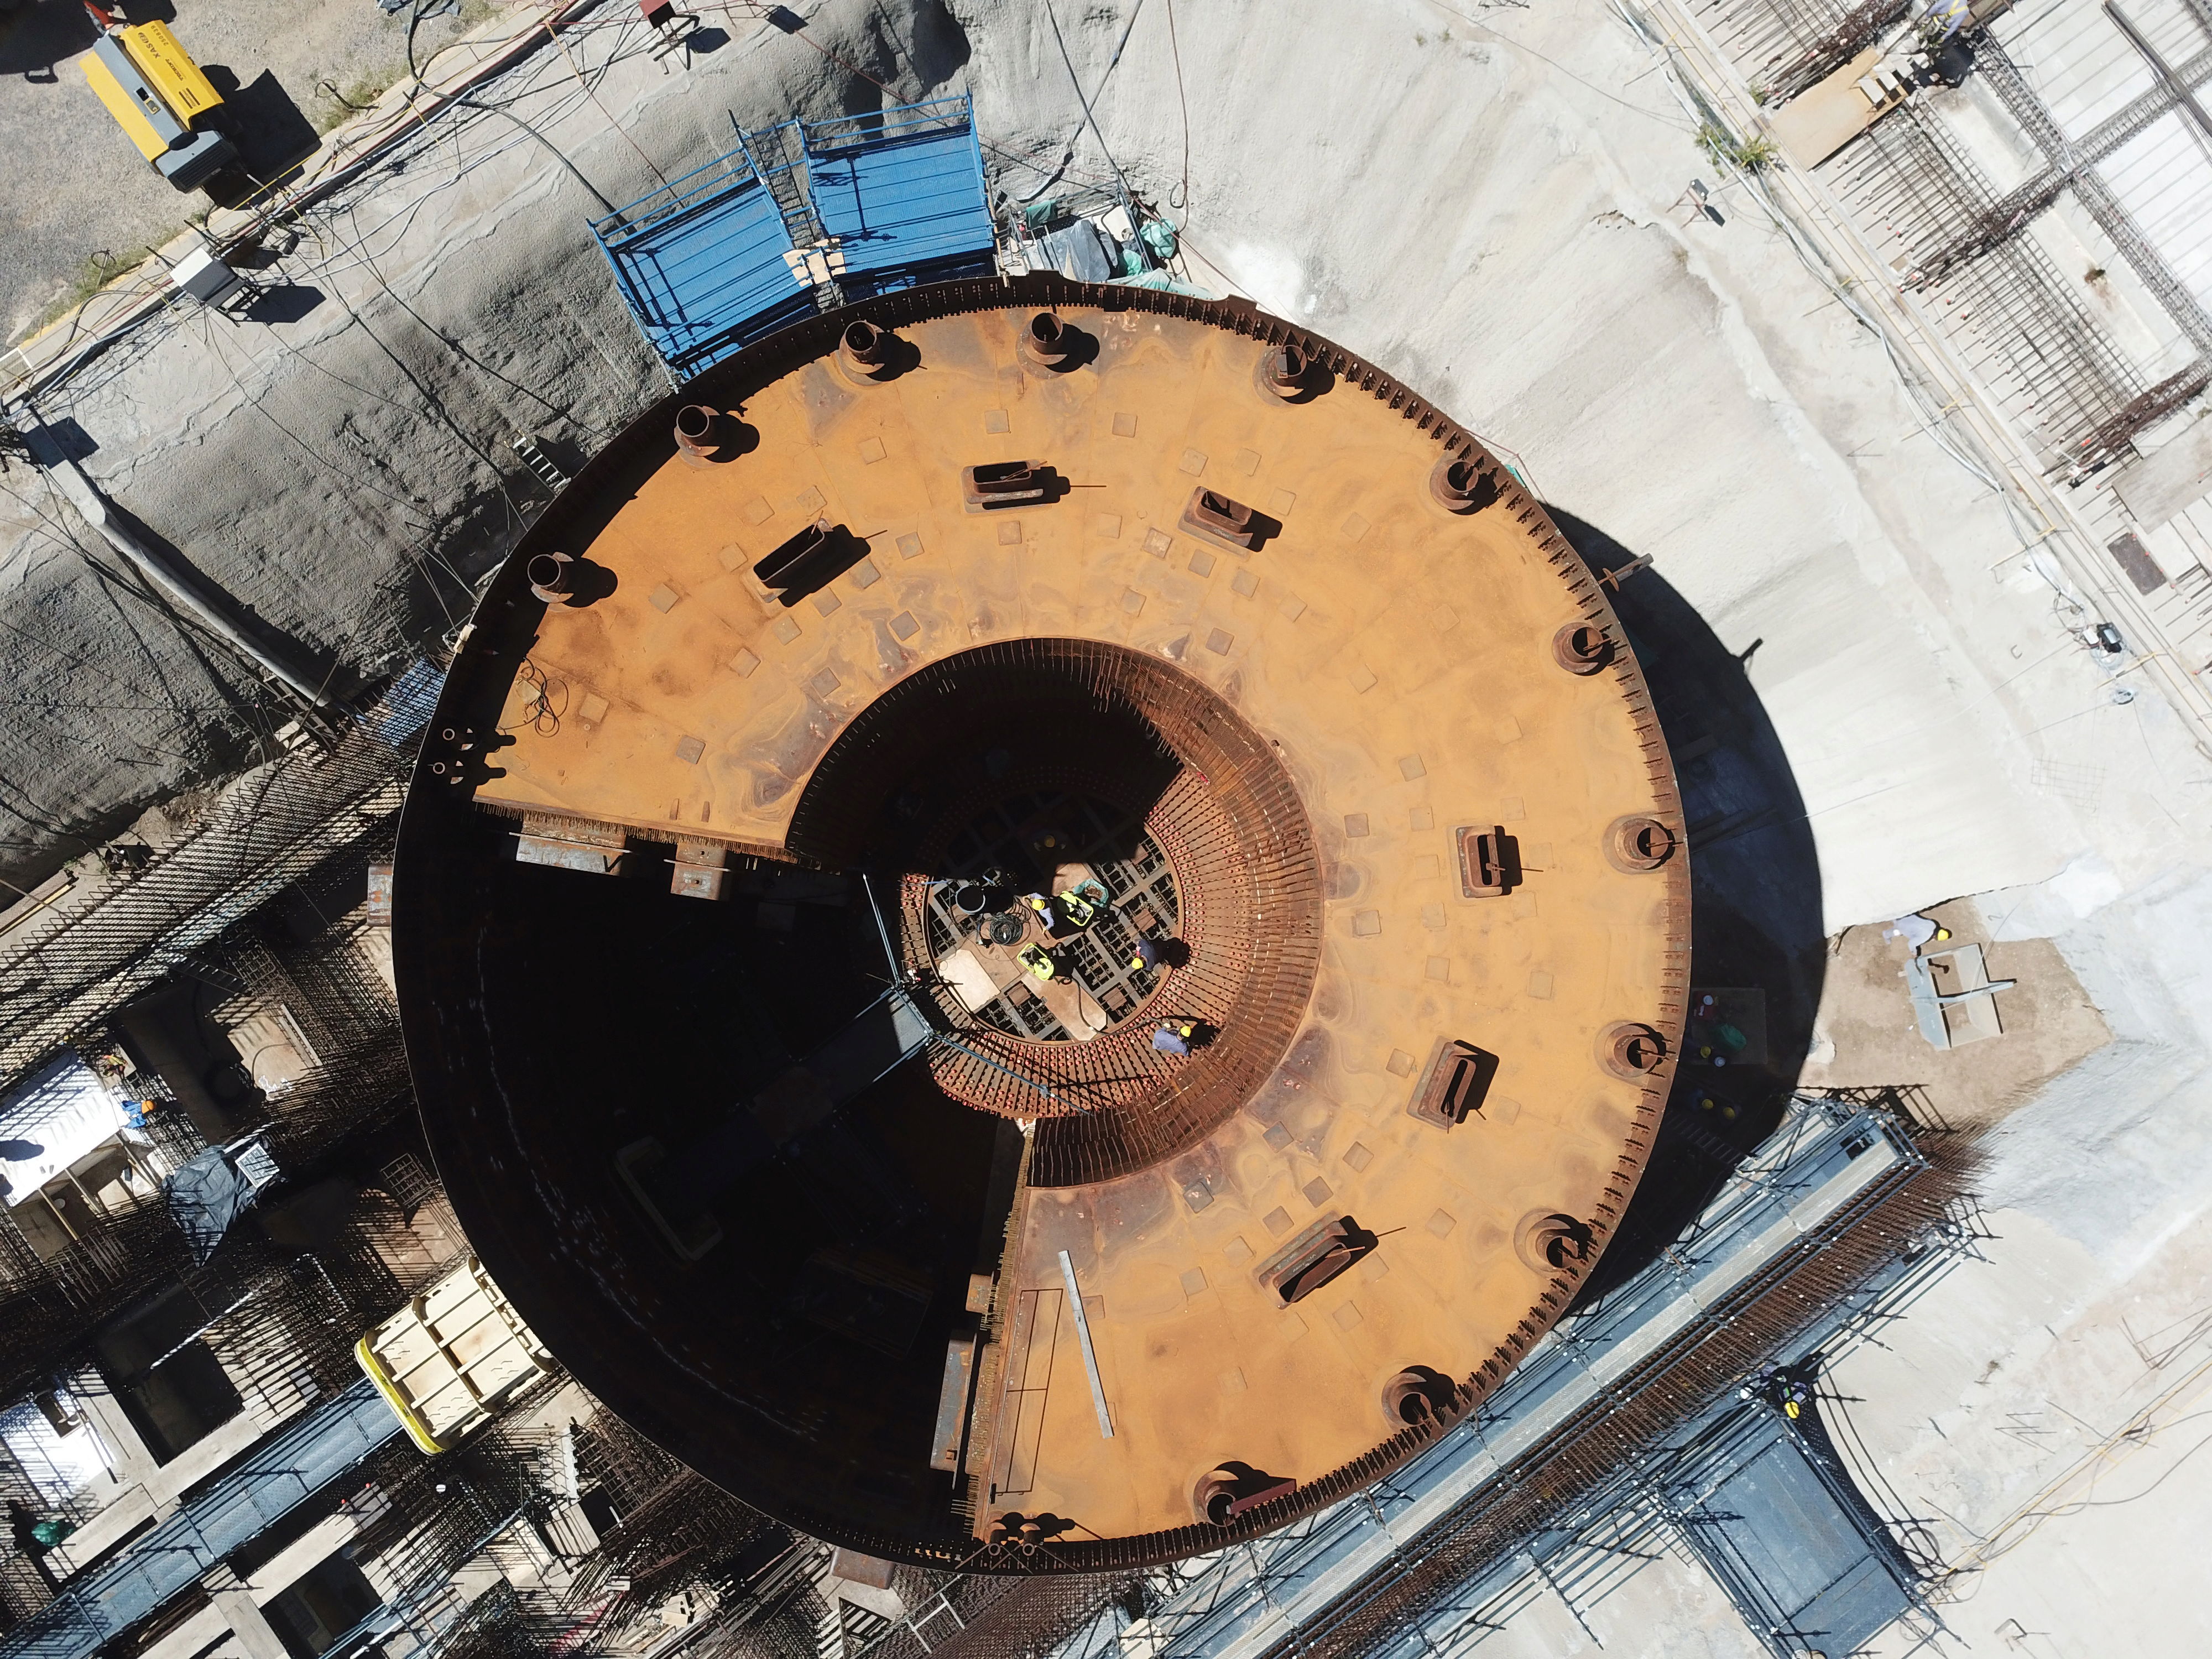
[1,0,522,343]
[1802,895,2113,1130]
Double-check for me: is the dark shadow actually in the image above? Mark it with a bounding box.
[549,553,618,607]
[753,521,869,607]
[198,69,319,200]
[38,416,97,463]
[1268,363,1336,405]
[842,326,921,383]
[967,464,1070,509]
[531,432,592,484]
[100,495,342,695]
[1544,507,1825,1305]
[1239,511,1284,552]
[0,0,97,75]
[226,236,290,272]
[242,284,325,326]
[702,420,760,463]
[1168,1018,1218,1051]
[907,0,972,88]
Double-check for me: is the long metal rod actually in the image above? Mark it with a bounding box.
[20,415,335,710]
[1057,1249,1114,1439]
[2107,1,2212,145]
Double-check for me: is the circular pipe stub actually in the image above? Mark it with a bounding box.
[1600,1021,1668,1081]
[526,550,576,606]
[1605,814,1678,872]
[674,404,721,461]
[1514,1209,1598,1275]
[1553,622,1615,675]
[1428,452,1493,513]
[1019,310,1076,372]
[837,319,899,383]
[1258,341,1310,399]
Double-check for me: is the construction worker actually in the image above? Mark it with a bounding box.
[1153,1020,1196,1055]
[1130,937,1166,974]
[1022,889,1097,933]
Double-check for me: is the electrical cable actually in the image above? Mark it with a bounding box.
[308,214,529,533]
[312,183,609,436]
[1165,0,1190,212]
[1039,0,1141,206]
[542,11,671,187]
[452,94,624,216]
[1013,0,1149,204]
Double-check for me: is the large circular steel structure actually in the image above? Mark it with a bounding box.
[392,275,1688,1571]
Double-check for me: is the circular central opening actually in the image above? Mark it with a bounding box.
[787,640,1323,1184]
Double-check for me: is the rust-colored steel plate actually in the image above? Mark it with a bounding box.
[394,276,1687,1572]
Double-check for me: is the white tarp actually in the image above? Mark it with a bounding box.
[0,1053,129,1207]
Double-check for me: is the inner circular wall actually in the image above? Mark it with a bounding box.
[785,638,1324,1185]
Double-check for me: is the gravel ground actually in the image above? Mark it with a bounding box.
[0,0,521,343]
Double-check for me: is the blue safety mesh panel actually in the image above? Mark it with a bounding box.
[803,96,997,296]
[592,148,813,381]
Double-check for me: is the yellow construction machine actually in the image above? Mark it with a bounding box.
[79,6,237,190]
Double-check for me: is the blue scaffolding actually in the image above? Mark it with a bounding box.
[592,95,995,382]
[591,146,816,382]
[801,98,998,296]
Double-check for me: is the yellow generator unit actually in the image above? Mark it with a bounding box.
[81,22,237,190]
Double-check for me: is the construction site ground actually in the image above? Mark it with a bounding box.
[6,0,2212,1652]
[0,0,537,343]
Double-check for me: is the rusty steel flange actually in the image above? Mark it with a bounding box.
[1514,1209,1598,1274]
[838,319,893,379]
[526,551,576,606]
[674,404,722,462]
[1600,1021,1668,1081]
[1552,622,1614,675]
[1256,341,1311,401]
[1605,814,1678,873]
[1428,453,1496,514]
[1379,1366,1460,1428]
[1019,310,1077,373]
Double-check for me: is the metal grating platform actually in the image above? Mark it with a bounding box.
[591,148,814,383]
[803,97,998,296]
[594,96,996,380]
